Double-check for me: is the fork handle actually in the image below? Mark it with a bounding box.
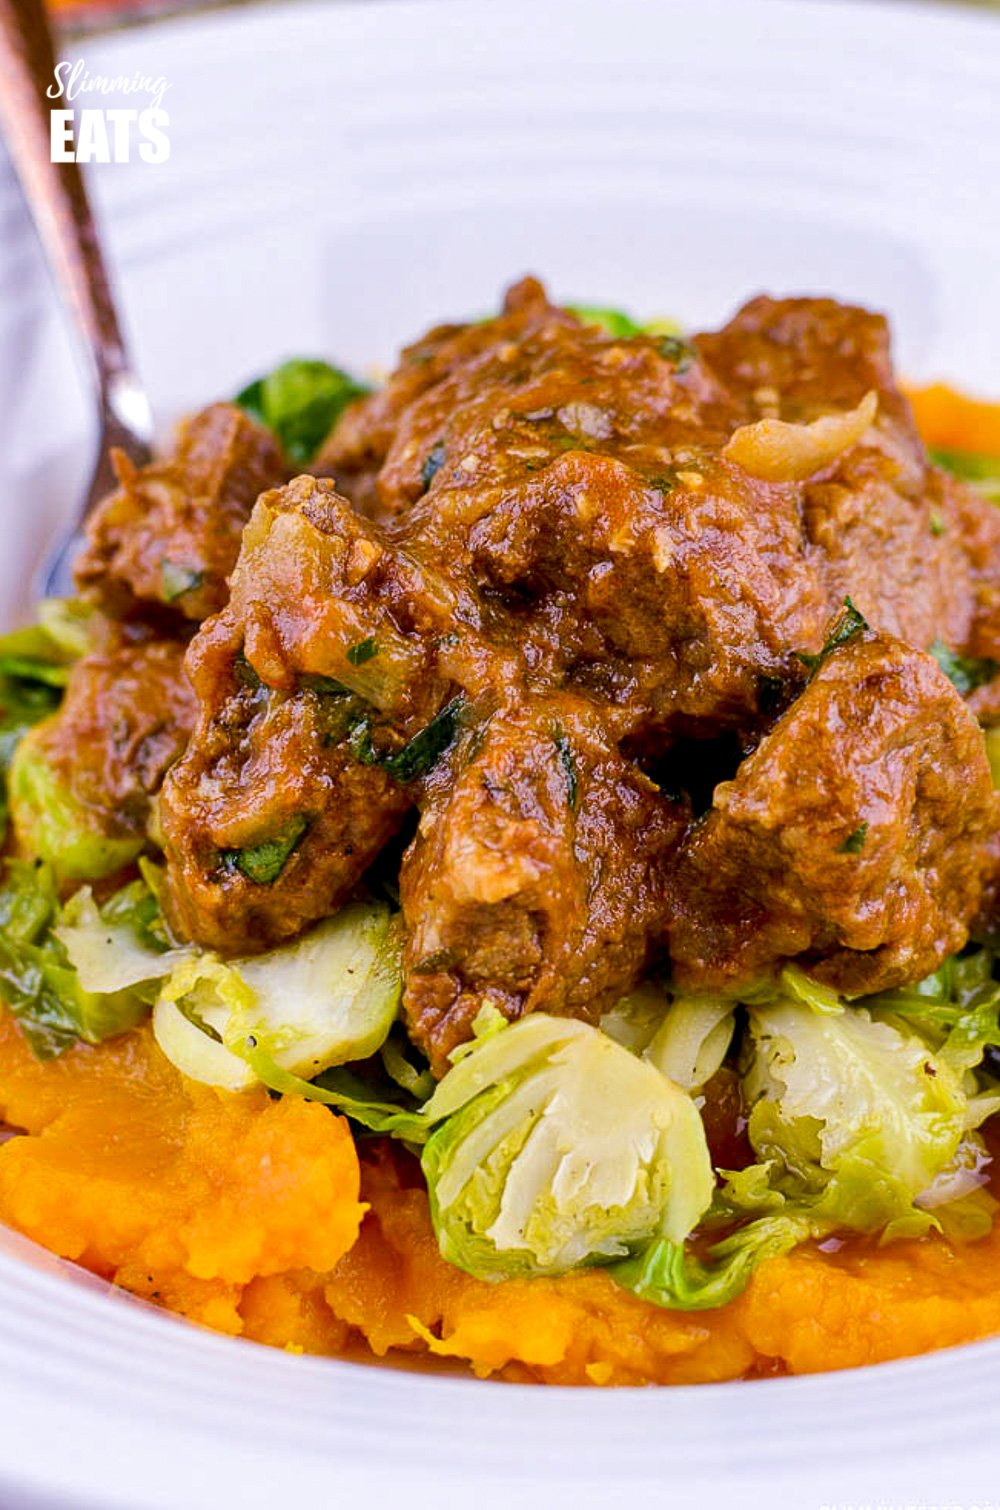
[0,0,149,434]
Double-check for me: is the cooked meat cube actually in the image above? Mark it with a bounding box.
[159,597,414,955]
[19,636,196,849]
[217,475,478,722]
[75,403,286,622]
[698,295,1000,660]
[400,692,686,1072]
[667,630,1000,997]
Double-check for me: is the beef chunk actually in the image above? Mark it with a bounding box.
[667,630,1000,996]
[400,692,686,1072]
[28,636,196,844]
[75,403,286,622]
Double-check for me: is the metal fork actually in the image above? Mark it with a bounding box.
[0,0,153,596]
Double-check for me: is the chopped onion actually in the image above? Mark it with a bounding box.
[723,390,878,482]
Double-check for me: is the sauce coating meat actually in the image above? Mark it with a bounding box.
[668,629,999,996]
[153,279,1000,1064]
[74,403,286,623]
[19,635,196,858]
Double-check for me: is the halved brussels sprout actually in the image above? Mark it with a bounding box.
[419,1012,714,1280]
[152,901,402,1091]
[744,999,967,1225]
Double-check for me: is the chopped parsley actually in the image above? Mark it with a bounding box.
[553,729,579,812]
[221,814,309,886]
[346,638,379,667]
[350,697,466,784]
[838,822,868,855]
[566,306,643,338]
[657,333,695,372]
[797,597,869,676]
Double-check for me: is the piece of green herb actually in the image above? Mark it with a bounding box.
[161,560,204,603]
[929,511,946,538]
[346,638,379,667]
[221,814,309,886]
[349,698,466,785]
[553,729,579,812]
[929,640,1000,697]
[236,359,371,465]
[797,597,869,676]
[384,698,465,783]
[235,377,266,426]
[421,442,446,491]
[837,822,868,855]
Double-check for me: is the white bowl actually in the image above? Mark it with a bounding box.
[1,1,1000,1504]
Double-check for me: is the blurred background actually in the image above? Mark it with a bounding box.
[38,0,1000,38]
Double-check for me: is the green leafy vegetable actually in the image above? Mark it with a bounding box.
[236,358,371,465]
[797,597,869,675]
[932,447,1000,504]
[567,306,644,338]
[837,821,868,854]
[381,1026,435,1101]
[350,698,466,784]
[153,901,403,1092]
[598,982,671,1055]
[929,639,999,696]
[743,999,967,1228]
[552,729,578,812]
[418,1012,714,1280]
[614,985,987,1314]
[54,877,191,996]
[0,603,93,845]
[610,1210,816,1312]
[221,814,309,885]
[0,863,158,1059]
[238,1045,427,1138]
[346,638,379,667]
